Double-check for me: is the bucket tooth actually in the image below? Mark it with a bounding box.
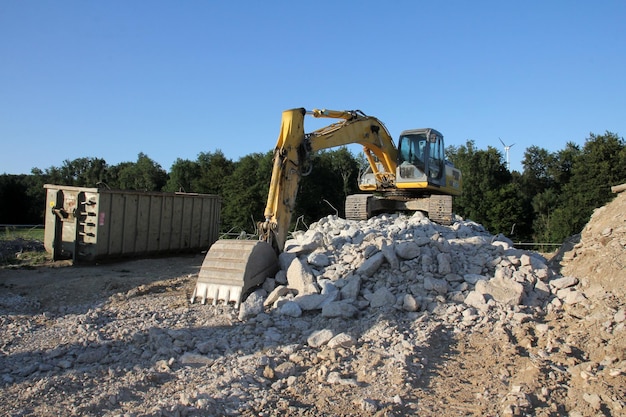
[191,240,279,307]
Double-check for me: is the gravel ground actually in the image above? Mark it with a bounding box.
[0,192,624,417]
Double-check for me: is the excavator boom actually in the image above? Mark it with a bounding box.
[260,108,400,252]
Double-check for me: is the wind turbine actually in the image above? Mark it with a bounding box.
[499,138,515,171]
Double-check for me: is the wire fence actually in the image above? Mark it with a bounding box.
[513,242,562,252]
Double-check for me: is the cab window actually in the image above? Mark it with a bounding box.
[398,134,427,171]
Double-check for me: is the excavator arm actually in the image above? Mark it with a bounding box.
[259,107,398,252]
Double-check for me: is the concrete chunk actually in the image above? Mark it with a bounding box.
[357,252,385,277]
[475,276,524,306]
[287,257,319,295]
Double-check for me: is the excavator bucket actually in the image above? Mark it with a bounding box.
[191,239,278,307]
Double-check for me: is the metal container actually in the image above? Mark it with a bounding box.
[44,184,221,262]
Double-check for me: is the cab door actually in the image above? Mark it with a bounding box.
[426,131,445,183]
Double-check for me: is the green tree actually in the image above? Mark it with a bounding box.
[296,148,360,223]
[25,169,48,223]
[0,175,33,223]
[114,153,168,191]
[163,158,201,193]
[39,157,108,187]
[552,142,581,187]
[485,180,532,241]
[221,152,273,233]
[521,146,556,194]
[329,147,360,198]
[193,150,234,195]
[553,131,626,240]
[446,140,517,234]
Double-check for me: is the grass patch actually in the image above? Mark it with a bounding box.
[0,225,49,267]
[1,226,45,242]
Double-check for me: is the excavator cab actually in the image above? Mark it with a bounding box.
[396,128,446,186]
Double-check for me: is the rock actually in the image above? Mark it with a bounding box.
[549,276,579,290]
[293,293,332,311]
[327,333,356,349]
[402,294,420,312]
[520,253,545,269]
[274,269,288,285]
[264,285,291,307]
[492,233,514,248]
[437,253,452,275]
[381,241,400,269]
[180,353,213,366]
[76,347,107,364]
[533,280,551,297]
[321,301,358,318]
[476,276,524,306]
[339,275,361,301]
[286,231,324,254]
[57,359,73,369]
[287,257,319,295]
[279,301,302,317]
[424,276,448,295]
[444,273,463,282]
[238,289,266,320]
[307,329,334,348]
[274,361,297,379]
[395,241,420,259]
[307,252,330,268]
[358,398,379,412]
[365,287,396,308]
[327,371,357,386]
[414,236,432,246]
[264,327,282,343]
[356,252,385,277]
[556,288,587,305]
[464,290,488,312]
[319,280,339,296]
[582,393,602,410]
[278,252,297,271]
[464,274,487,284]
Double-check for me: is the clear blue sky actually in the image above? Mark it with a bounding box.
[1,1,624,175]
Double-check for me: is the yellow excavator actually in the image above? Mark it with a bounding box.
[191,108,462,307]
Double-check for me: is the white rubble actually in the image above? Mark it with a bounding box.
[261,212,575,317]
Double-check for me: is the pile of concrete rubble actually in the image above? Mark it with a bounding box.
[239,212,585,322]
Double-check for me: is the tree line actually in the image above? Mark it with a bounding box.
[1,131,624,244]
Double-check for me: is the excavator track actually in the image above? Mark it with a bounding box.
[191,239,278,307]
[345,194,370,220]
[345,193,453,224]
[427,194,453,225]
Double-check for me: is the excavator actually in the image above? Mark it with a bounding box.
[191,108,462,307]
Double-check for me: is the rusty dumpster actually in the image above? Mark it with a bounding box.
[44,184,221,262]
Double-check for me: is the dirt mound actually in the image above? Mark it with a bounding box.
[560,190,626,298]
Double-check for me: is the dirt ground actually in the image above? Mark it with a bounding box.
[0,255,202,311]
[0,191,624,416]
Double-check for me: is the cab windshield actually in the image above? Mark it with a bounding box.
[398,133,427,171]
